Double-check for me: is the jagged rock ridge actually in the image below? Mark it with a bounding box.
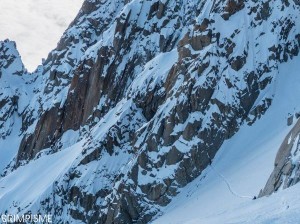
[0,0,300,223]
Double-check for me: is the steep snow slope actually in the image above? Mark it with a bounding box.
[153,55,300,223]
[0,0,84,71]
[0,0,300,223]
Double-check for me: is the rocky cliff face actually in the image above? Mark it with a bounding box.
[259,116,300,197]
[1,0,300,223]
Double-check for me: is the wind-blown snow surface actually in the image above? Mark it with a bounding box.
[153,56,300,223]
[0,0,84,72]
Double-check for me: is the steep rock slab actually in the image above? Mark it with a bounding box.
[259,117,300,197]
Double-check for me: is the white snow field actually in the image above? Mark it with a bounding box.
[0,0,84,72]
[153,56,300,223]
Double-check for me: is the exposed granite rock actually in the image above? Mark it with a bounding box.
[17,107,63,162]
[231,55,247,71]
[259,118,300,197]
[222,0,245,20]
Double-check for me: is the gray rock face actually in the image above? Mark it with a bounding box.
[1,0,300,223]
[221,0,245,20]
[259,118,300,197]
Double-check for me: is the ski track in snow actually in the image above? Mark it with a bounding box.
[209,165,253,200]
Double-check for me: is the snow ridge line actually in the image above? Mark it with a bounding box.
[210,164,253,200]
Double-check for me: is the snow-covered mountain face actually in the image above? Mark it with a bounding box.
[0,0,300,223]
